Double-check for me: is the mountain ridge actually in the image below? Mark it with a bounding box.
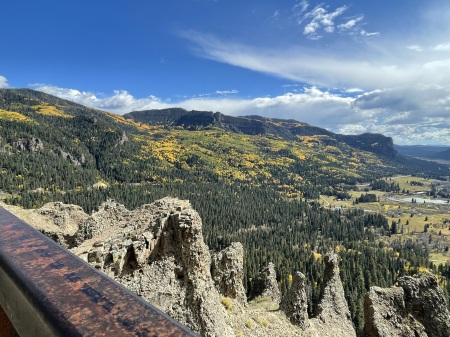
[395,145,450,161]
[1,87,446,212]
[124,108,399,159]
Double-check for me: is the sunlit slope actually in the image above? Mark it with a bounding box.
[0,88,444,201]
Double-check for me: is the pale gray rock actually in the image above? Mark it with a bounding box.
[249,262,281,305]
[35,202,88,248]
[53,148,86,166]
[13,137,44,152]
[75,199,131,245]
[76,197,233,337]
[307,253,357,337]
[398,272,450,337]
[363,272,450,337]
[363,286,426,337]
[211,242,247,304]
[280,271,309,330]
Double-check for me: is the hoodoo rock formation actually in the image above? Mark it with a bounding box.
[280,271,309,330]
[3,198,450,337]
[72,197,234,337]
[306,253,357,337]
[249,262,282,305]
[210,242,247,305]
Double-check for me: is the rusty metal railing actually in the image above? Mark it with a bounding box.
[0,207,198,337]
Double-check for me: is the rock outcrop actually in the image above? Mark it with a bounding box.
[5,198,450,337]
[211,242,247,304]
[75,199,132,245]
[364,272,450,337]
[307,253,357,337]
[280,272,309,330]
[398,272,450,337]
[363,286,426,337]
[73,198,233,337]
[36,202,89,248]
[13,137,44,152]
[53,148,86,166]
[249,262,281,305]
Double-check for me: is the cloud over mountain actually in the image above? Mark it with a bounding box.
[34,83,450,146]
[0,76,9,88]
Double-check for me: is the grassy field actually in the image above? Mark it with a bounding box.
[320,175,450,265]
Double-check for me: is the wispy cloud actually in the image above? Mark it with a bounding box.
[344,88,364,93]
[338,16,364,30]
[215,90,239,94]
[302,5,347,39]
[433,42,450,51]
[407,45,423,52]
[293,0,309,16]
[292,1,378,40]
[181,30,450,89]
[0,75,9,88]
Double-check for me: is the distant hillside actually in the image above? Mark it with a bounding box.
[394,145,450,159]
[431,148,450,160]
[125,109,399,158]
[0,88,447,213]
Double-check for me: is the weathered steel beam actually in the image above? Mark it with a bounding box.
[0,207,198,337]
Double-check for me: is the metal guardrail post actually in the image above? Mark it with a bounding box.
[0,207,198,337]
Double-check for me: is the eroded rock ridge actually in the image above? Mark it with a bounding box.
[5,198,450,337]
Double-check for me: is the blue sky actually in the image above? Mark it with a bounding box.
[1,0,450,145]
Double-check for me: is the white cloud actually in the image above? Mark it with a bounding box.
[31,84,171,114]
[433,42,450,51]
[31,83,450,145]
[301,5,347,39]
[291,3,377,40]
[215,90,239,94]
[407,45,423,52]
[344,88,364,93]
[359,30,380,37]
[182,30,450,91]
[296,0,309,14]
[338,16,364,30]
[0,75,9,88]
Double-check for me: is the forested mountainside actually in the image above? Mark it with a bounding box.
[1,88,449,335]
[125,109,400,158]
[432,148,450,161]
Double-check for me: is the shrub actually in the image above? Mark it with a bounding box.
[220,296,233,311]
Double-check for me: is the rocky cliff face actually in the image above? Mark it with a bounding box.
[363,286,427,337]
[72,198,234,337]
[364,272,450,337]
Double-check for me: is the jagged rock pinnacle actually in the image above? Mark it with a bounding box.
[211,242,247,305]
[280,271,309,330]
[307,253,357,337]
[249,262,281,305]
